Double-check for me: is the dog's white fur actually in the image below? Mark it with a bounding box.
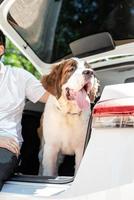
[38,58,99,176]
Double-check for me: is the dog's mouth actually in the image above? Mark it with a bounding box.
[66,82,92,110]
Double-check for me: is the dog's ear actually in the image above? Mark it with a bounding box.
[89,77,100,103]
[41,63,64,98]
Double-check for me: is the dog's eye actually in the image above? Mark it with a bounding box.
[68,66,75,72]
[84,62,91,69]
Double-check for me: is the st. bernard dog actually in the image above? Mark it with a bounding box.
[38,58,99,176]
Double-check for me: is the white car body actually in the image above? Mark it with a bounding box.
[0,0,134,199]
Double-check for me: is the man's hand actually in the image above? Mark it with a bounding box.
[0,136,20,156]
[39,91,49,103]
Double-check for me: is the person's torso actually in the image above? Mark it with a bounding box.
[0,63,26,145]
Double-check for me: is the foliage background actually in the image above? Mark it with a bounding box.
[3,39,40,79]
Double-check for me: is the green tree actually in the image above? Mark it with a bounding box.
[3,39,40,79]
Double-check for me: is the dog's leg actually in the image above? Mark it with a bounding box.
[38,148,44,175]
[75,148,84,175]
[42,144,59,176]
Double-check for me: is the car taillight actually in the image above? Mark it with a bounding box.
[92,98,134,128]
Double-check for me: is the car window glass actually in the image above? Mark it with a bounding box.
[8,0,134,62]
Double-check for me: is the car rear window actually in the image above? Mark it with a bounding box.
[8,0,134,63]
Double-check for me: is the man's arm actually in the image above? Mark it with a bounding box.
[38,91,50,103]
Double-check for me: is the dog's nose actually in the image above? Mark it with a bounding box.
[82,70,93,76]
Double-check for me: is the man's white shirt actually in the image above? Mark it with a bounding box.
[0,62,45,146]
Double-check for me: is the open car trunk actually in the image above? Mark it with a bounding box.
[1,0,134,199]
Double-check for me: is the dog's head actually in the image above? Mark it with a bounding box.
[41,58,99,110]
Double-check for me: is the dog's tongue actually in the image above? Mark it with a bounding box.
[75,89,90,110]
